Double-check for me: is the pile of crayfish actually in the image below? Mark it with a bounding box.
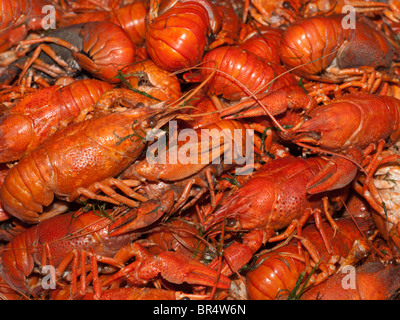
[2,0,400,301]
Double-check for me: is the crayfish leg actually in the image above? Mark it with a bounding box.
[268,206,337,256]
[17,40,77,84]
[76,177,148,208]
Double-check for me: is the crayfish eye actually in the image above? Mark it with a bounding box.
[147,117,157,127]
[282,1,293,9]
[208,33,217,44]
[137,72,151,87]
[226,219,237,228]
[365,228,376,238]
[310,131,321,140]
[388,258,398,266]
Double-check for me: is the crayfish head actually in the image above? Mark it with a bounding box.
[289,130,322,146]
[203,204,242,235]
[281,101,361,152]
[279,115,324,148]
[136,101,178,132]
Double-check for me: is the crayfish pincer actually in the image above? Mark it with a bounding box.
[0,102,172,224]
[279,92,400,227]
[300,262,400,300]
[203,155,350,276]
[280,93,400,193]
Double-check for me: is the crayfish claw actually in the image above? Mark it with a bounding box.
[102,242,231,289]
[307,148,363,194]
